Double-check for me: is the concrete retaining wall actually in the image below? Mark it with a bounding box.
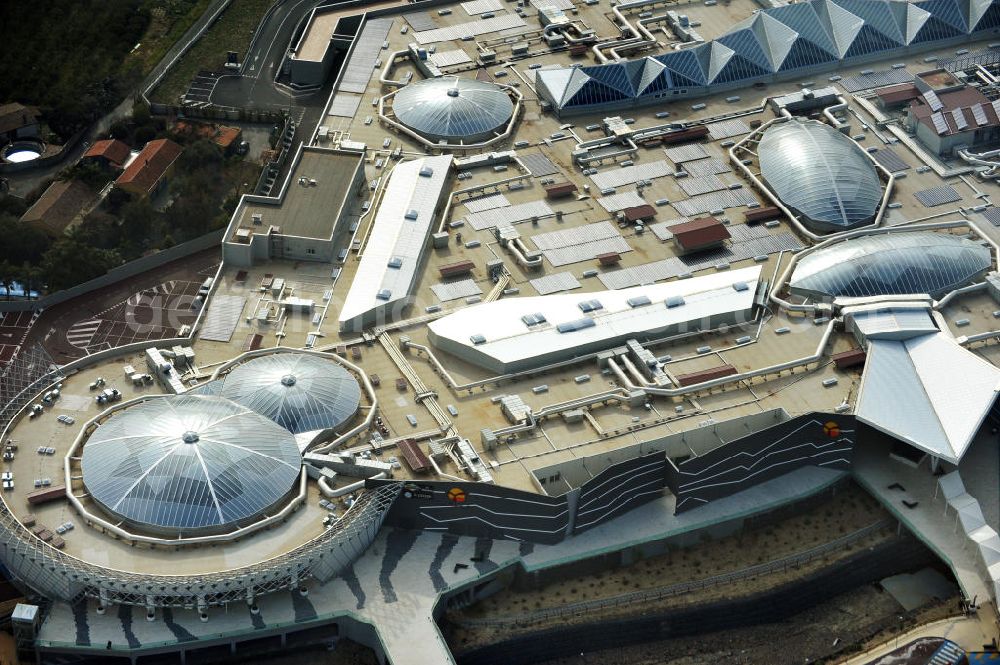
[0,230,223,314]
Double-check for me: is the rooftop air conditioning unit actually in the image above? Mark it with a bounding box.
[252,213,263,225]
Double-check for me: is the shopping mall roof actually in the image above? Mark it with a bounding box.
[391,76,514,143]
[535,0,997,114]
[908,86,1000,137]
[219,353,361,434]
[236,147,363,242]
[856,330,1000,464]
[672,217,731,251]
[790,231,993,300]
[339,154,453,332]
[428,265,762,373]
[758,119,883,233]
[80,395,302,535]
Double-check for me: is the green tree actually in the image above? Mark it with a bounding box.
[0,214,49,266]
[118,199,157,258]
[41,234,122,291]
[0,261,14,301]
[18,262,43,300]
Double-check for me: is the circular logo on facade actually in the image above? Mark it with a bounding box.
[447,487,467,503]
[823,421,840,438]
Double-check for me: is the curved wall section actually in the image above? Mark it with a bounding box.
[0,483,399,608]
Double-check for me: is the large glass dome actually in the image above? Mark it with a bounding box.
[220,353,361,434]
[759,119,883,233]
[81,395,302,535]
[392,76,514,143]
[790,231,992,300]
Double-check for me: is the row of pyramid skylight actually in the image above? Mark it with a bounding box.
[537,0,999,110]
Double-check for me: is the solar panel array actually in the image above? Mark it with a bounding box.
[871,148,910,172]
[200,295,247,342]
[598,258,683,289]
[463,193,510,214]
[726,223,774,242]
[327,94,362,118]
[530,272,582,295]
[431,278,483,302]
[679,233,803,272]
[597,190,645,212]
[930,112,949,135]
[521,152,561,177]
[339,19,394,93]
[683,158,731,177]
[532,221,631,267]
[679,175,729,197]
[839,68,913,93]
[429,49,473,67]
[664,144,709,163]
[951,108,968,131]
[414,14,525,44]
[982,207,1000,226]
[706,118,751,140]
[914,185,961,207]
[941,47,1000,72]
[922,89,944,112]
[591,160,672,189]
[461,0,503,14]
[649,217,691,241]
[673,189,758,217]
[598,232,801,289]
[464,200,553,230]
[972,104,989,126]
[529,0,574,9]
[403,11,436,30]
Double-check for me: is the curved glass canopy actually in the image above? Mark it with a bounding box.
[392,76,513,142]
[220,353,361,434]
[759,119,884,233]
[81,395,301,535]
[790,231,993,299]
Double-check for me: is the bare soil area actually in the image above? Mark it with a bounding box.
[448,483,892,651]
[529,589,959,665]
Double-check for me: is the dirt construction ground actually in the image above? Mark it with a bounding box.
[532,589,960,665]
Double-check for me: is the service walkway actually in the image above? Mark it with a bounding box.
[36,466,847,665]
[853,437,993,605]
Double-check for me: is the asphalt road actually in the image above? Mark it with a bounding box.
[210,0,330,111]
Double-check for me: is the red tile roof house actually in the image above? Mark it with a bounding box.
[0,102,40,142]
[115,139,182,199]
[82,139,131,170]
[19,180,95,237]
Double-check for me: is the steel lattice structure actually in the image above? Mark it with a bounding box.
[0,342,401,610]
[0,344,62,430]
[0,480,399,609]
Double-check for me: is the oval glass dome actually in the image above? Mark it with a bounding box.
[220,353,361,434]
[759,119,883,233]
[81,395,302,535]
[790,231,993,300]
[392,76,514,143]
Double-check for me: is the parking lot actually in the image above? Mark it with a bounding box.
[64,280,204,354]
[0,311,35,368]
[181,70,226,106]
